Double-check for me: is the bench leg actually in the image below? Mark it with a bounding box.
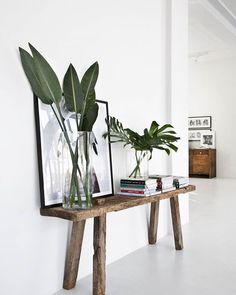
[170,195,183,250]
[63,220,86,290]
[93,214,106,295]
[148,200,160,244]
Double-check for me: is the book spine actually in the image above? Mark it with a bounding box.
[118,191,161,197]
[120,189,145,194]
[120,179,146,185]
[120,183,146,189]
[118,192,146,197]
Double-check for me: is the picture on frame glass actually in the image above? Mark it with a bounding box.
[188,116,212,130]
[34,95,114,208]
[200,131,215,149]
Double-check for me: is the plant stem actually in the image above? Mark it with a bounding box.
[84,132,91,206]
[53,103,83,206]
[52,102,92,208]
[129,150,146,178]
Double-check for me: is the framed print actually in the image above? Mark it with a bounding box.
[34,95,114,208]
[188,130,202,141]
[200,131,215,148]
[188,116,212,130]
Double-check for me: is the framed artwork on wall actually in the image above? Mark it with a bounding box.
[200,131,215,149]
[188,116,212,130]
[34,95,114,208]
[188,130,203,141]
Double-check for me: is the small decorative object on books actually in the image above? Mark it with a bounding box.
[103,117,180,179]
[19,44,113,209]
[173,176,189,189]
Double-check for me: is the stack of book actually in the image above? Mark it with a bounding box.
[173,176,189,189]
[149,175,175,192]
[119,178,160,197]
[118,175,190,197]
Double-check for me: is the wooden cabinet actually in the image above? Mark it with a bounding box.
[189,149,216,178]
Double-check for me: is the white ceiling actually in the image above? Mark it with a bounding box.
[189,0,236,61]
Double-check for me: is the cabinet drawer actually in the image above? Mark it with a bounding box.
[193,164,209,174]
[192,149,209,156]
[192,155,209,166]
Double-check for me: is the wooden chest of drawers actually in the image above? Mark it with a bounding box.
[189,149,216,178]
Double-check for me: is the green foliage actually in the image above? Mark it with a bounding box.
[19,48,53,105]
[81,102,99,131]
[103,116,180,159]
[19,44,99,132]
[63,64,84,113]
[62,62,99,131]
[79,62,99,130]
[81,62,99,100]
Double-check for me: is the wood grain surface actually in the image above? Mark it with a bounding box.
[63,220,86,289]
[148,200,160,245]
[93,215,106,295]
[40,185,196,222]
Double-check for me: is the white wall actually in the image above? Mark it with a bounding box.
[189,57,236,178]
[168,0,189,224]
[0,0,188,294]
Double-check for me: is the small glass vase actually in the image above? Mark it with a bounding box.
[127,150,150,179]
[61,131,93,210]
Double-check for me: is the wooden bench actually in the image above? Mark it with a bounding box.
[40,184,196,295]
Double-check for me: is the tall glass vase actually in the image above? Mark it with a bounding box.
[127,150,150,179]
[61,131,93,210]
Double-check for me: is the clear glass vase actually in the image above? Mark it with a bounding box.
[61,131,93,210]
[127,150,150,179]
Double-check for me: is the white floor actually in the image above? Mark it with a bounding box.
[54,178,236,295]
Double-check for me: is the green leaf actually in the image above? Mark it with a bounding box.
[19,48,52,104]
[156,134,180,141]
[63,64,84,113]
[103,116,180,156]
[29,43,62,104]
[155,146,171,154]
[81,62,99,100]
[149,121,159,137]
[144,128,151,141]
[166,142,178,152]
[86,90,96,107]
[79,62,99,130]
[81,103,99,131]
[157,124,173,133]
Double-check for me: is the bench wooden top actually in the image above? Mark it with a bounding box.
[40,185,196,222]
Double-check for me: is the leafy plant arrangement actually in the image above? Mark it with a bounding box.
[103,117,180,178]
[19,43,99,208]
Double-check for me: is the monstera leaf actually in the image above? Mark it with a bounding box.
[103,116,180,158]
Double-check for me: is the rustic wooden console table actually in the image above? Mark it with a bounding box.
[40,185,195,295]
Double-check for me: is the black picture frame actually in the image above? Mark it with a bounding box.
[188,116,212,130]
[34,95,114,208]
